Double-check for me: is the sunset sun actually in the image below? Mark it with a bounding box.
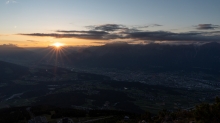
[53,42,64,48]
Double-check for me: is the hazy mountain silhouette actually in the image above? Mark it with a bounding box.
[0,45,36,61]
[1,42,220,73]
[67,42,220,73]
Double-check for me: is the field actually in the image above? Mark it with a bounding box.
[0,65,219,114]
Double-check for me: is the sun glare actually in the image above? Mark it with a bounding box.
[53,42,64,48]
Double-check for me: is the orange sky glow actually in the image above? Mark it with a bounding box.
[0,34,104,47]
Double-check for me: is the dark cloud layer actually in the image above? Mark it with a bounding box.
[21,33,110,40]
[19,24,220,43]
[127,31,220,42]
[196,24,220,30]
[86,24,127,32]
[139,24,162,28]
[56,30,108,35]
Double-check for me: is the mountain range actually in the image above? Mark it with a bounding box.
[1,42,220,73]
[66,42,220,73]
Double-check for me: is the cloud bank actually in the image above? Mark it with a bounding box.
[196,24,220,30]
[19,24,220,43]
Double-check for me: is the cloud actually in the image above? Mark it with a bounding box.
[127,31,220,42]
[21,28,124,40]
[151,24,162,27]
[20,32,116,40]
[87,24,162,32]
[27,40,39,42]
[19,24,220,43]
[1,43,17,47]
[56,30,108,35]
[131,24,162,29]
[86,24,128,32]
[5,0,17,4]
[196,24,220,30]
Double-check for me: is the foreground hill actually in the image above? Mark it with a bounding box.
[0,98,219,123]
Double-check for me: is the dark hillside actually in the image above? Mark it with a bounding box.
[0,61,29,81]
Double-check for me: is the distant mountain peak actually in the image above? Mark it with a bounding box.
[0,44,18,47]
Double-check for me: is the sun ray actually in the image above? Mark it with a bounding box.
[33,43,72,75]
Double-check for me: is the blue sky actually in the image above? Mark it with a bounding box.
[1,0,220,47]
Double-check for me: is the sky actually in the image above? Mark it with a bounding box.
[0,0,220,47]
